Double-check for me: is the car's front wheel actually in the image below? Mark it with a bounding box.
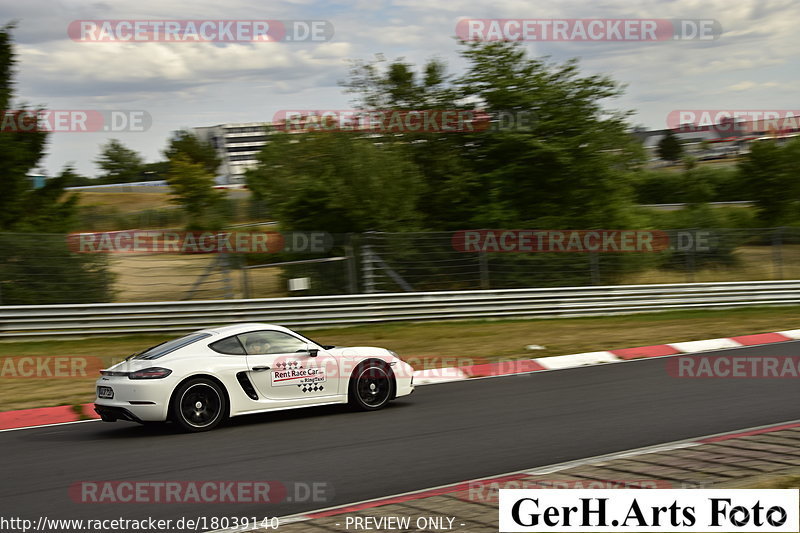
[170,378,227,432]
[348,361,394,411]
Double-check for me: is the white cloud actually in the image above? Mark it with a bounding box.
[19,40,352,87]
[725,80,784,92]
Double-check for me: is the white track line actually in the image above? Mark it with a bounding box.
[0,418,100,433]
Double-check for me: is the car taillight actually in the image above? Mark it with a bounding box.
[128,367,172,379]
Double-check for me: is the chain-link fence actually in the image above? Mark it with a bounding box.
[360,229,800,291]
[2,228,800,304]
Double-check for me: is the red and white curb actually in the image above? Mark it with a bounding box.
[0,403,98,431]
[412,329,800,385]
[268,418,800,528]
[2,329,798,431]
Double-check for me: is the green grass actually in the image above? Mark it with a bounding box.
[1,304,799,411]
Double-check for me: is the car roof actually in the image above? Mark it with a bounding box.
[194,323,296,338]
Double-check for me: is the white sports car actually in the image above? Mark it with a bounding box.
[94,323,415,432]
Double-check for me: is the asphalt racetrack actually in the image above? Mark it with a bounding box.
[3,341,799,528]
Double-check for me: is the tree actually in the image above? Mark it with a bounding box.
[739,138,800,225]
[339,41,645,231]
[246,132,422,232]
[342,56,454,109]
[163,131,225,229]
[0,25,80,233]
[452,41,643,229]
[657,130,683,162]
[164,130,220,176]
[141,160,170,181]
[94,139,144,184]
[677,157,714,207]
[14,170,80,232]
[342,56,476,230]
[57,165,94,188]
[0,25,113,303]
[0,25,52,230]
[166,154,225,229]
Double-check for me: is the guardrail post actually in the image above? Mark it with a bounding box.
[220,253,234,299]
[362,245,376,294]
[686,255,695,282]
[589,253,600,285]
[685,236,696,283]
[345,238,358,294]
[241,258,251,299]
[479,252,489,289]
[772,227,784,280]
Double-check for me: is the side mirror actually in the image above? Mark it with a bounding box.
[304,344,319,357]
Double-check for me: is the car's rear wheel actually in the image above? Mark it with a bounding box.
[348,361,394,411]
[170,378,227,432]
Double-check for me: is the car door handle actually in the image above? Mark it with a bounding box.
[252,366,270,372]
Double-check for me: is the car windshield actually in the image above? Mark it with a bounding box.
[132,332,212,360]
[291,332,332,349]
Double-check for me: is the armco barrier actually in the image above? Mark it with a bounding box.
[1,280,800,339]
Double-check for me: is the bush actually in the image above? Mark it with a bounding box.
[632,166,748,205]
[0,233,115,304]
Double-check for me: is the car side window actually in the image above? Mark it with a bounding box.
[238,331,308,355]
[209,336,246,355]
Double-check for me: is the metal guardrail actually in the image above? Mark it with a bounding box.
[1,280,799,339]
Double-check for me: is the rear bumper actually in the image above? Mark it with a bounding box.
[94,376,172,421]
[94,404,145,424]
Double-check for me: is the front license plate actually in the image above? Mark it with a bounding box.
[97,386,114,399]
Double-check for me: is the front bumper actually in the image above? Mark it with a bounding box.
[395,374,415,398]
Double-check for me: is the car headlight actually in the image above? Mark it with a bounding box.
[128,367,173,379]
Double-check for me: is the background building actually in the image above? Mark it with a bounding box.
[192,122,273,184]
[634,117,800,162]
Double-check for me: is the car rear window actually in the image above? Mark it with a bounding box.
[132,332,212,360]
[209,336,247,355]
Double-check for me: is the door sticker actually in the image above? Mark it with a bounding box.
[271,360,327,389]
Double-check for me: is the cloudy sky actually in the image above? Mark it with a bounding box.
[5,0,799,177]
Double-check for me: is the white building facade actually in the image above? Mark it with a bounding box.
[192,122,274,184]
